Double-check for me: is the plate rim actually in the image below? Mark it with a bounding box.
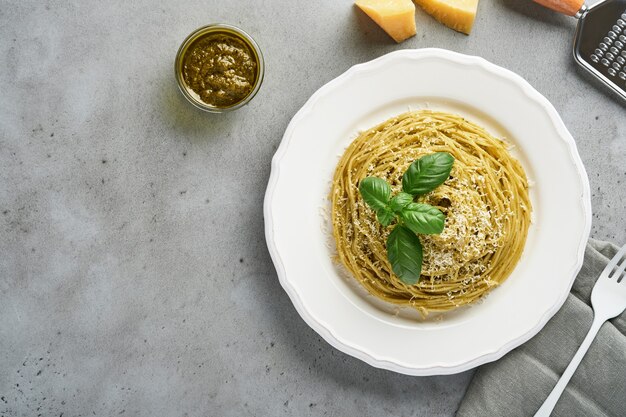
[263,48,592,375]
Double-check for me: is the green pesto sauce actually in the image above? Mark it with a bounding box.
[182,32,257,108]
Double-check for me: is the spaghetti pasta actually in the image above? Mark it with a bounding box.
[330,110,531,314]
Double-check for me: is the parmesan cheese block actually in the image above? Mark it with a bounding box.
[413,0,479,35]
[355,0,417,43]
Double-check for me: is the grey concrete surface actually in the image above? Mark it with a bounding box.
[1,0,624,416]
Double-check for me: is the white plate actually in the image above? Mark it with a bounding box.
[264,49,591,375]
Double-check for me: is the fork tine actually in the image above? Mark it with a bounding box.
[612,250,626,282]
[606,244,626,279]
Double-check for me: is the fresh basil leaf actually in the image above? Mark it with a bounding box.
[386,225,423,285]
[400,203,445,235]
[359,177,391,212]
[377,207,395,227]
[402,152,454,196]
[389,192,414,214]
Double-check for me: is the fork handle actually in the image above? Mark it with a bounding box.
[532,0,585,16]
[534,316,605,417]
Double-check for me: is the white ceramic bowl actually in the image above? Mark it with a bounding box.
[264,49,592,375]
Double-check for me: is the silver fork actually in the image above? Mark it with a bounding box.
[534,244,626,417]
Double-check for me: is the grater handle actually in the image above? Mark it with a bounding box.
[532,0,585,16]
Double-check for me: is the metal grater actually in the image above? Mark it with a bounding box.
[535,0,626,101]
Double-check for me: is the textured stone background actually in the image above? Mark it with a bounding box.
[1,0,624,416]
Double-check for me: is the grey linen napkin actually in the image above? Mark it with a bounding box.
[457,239,626,417]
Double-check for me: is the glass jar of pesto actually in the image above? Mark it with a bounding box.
[175,24,264,113]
